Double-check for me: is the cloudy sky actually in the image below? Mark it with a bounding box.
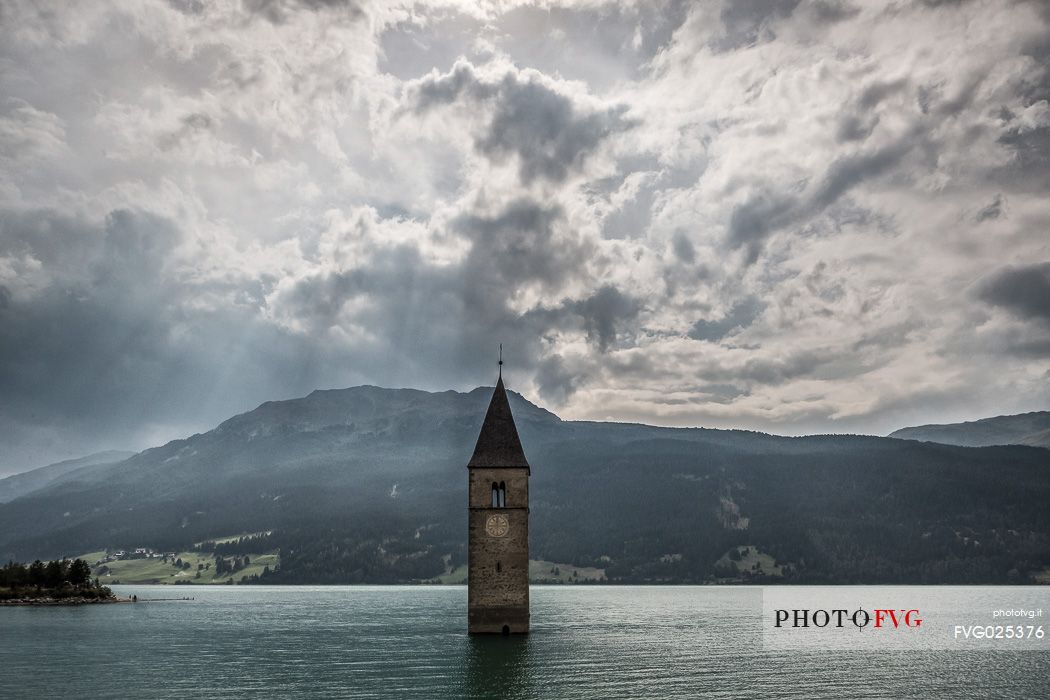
[1,0,1048,474]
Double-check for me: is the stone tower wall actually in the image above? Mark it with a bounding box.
[468,466,530,634]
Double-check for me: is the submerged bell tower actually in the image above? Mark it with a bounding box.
[467,349,530,635]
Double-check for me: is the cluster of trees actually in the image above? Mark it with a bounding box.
[237,566,272,585]
[0,558,111,599]
[245,519,453,585]
[213,555,250,576]
[196,534,275,556]
[1,558,92,587]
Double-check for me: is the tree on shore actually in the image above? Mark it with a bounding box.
[69,559,91,586]
[28,560,45,588]
[44,560,66,588]
[1,558,111,600]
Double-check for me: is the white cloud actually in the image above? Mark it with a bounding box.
[0,0,1048,473]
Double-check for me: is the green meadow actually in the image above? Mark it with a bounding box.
[82,548,279,585]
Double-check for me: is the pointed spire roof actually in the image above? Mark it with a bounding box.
[468,376,530,470]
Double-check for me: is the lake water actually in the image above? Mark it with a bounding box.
[2,585,1048,698]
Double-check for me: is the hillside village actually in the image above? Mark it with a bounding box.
[85,536,279,585]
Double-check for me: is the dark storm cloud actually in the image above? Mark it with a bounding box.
[276,242,511,363]
[166,0,204,14]
[566,285,641,353]
[507,285,643,357]
[411,61,633,183]
[917,74,986,118]
[0,208,179,296]
[412,62,488,104]
[737,354,824,384]
[534,353,585,405]
[0,208,356,473]
[688,296,764,342]
[999,126,1050,172]
[480,84,630,183]
[812,139,914,210]
[273,199,627,412]
[278,240,552,382]
[834,79,908,143]
[273,199,595,396]
[713,0,800,51]
[977,262,1050,323]
[455,199,592,289]
[726,192,799,264]
[916,0,974,7]
[974,194,1003,222]
[991,329,1050,358]
[0,208,182,432]
[699,349,833,386]
[836,114,879,142]
[809,0,860,23]
[243,0,363,24]
[858,78,909,110]
[727,136,914,262]
[671,231,696,263]
[1010,32,1050,178]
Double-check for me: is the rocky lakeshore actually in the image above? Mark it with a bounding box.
[1,595,131,606]
[1,558,123,605]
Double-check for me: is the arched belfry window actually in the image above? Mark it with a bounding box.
[499,481,507,508]
[491,482,499,507]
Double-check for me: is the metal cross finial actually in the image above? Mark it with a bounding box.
[498,343,503,378]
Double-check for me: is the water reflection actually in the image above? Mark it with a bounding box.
[464,634,531,699]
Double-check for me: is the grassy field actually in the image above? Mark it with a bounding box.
[82,534,610,585]
[715,545,783,577]
[432,566,467,584]
[84,550,279,585]
[434,560,606,584]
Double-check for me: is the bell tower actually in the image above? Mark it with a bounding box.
[467,349,530,635]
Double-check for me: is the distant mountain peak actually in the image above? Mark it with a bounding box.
[0,450,136,504]
[889,411,1050,448]
[210,384,559,442]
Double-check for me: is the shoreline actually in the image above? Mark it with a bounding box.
[0,595,132,606]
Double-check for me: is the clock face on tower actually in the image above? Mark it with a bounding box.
[485,514,510,538]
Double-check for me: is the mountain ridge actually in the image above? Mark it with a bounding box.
[0,450,136,504]
[1,386,1047,584]
[889,411,1050,448]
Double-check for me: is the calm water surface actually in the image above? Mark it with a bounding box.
[1,585,1047,699]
